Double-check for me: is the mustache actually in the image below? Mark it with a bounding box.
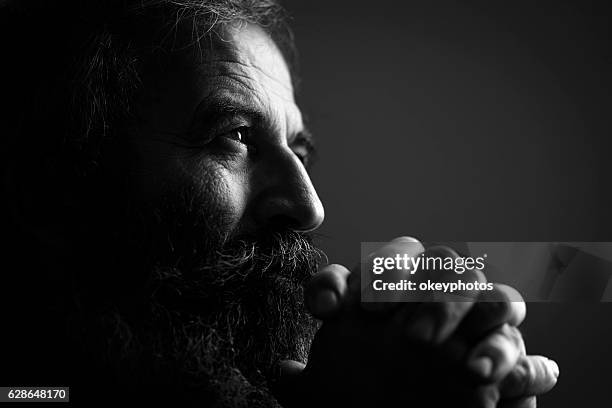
[141,229,323,378]
[147,230,325,314]
[205,230,325,279]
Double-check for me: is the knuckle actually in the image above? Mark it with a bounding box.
[516,358,537,392]
[470,299,511,327]
[472,268,488,284]
[326,263,350,276]
[489,283,512,303]
[496,283,525,303]
[484,327,521,361]
[479,285,526,326]
[498,362,529,397]
[432,299,466,324]
[506,357,536,392]
[506,324,524,346]
[425,245,460,260]
[475,385,500,408]
[455,267,486,289]
[391,236,422,245]
[501,356,554,399]
[490,300,512,320]
[381,238,425,258]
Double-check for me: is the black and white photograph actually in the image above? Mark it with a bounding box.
[1,0,611,406]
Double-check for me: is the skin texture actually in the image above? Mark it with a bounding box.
[125,22,558,407]
[130,22,324,237]
[292,238,559,407]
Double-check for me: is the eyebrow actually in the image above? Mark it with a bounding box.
[191,93,269,130]
[190,92,318,163]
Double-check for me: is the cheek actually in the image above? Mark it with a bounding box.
[128,140,250,234]
[174,155,249,233]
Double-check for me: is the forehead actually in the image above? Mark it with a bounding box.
[138,22,302,134]
[201,23,301,123]
[210,23,295,97]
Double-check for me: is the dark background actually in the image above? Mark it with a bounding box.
[286,0,612,406]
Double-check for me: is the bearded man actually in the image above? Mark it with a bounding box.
[0,1,558,406]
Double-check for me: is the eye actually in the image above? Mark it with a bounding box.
[222,126,250,144]
[292,145,309,166]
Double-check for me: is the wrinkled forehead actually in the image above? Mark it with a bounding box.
[207,23,295,95]
[139,21,302,134]
[198,23,300,118]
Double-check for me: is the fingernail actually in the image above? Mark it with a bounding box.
[405,315,436,342]
[468,356,493,378]
[547,359,560,378]
[315,289,338,315]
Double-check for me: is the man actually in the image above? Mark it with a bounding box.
[0,0,558,406]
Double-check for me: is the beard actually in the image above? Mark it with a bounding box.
[65,185,323,406]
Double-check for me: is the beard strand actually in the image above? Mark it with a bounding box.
[73,227,323,406]
[148,231,323,375]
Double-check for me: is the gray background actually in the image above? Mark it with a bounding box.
[287,0,612,406]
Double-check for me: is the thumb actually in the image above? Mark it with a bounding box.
[270,360,306,406]
[305,264,350,319]
[278,359,306,379]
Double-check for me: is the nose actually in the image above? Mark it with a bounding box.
[252,149,325,232]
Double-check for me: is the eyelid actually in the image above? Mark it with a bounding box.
[221,126,251,146]
[290,143,313,168]
[294,153,307,167]
[290,133,316,160]
[213,114,252,135]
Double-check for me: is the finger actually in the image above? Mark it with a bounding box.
[305,264,351,319]
[500,355,559,398]
[444,318,526,367]
[356,236,425,312]
[466,324,523,383]
[498,396,537,408]
[272,360,306,406]
[278,359,305,379]
[472,385,501,408]
[455,284,526,344]
[401,246,486,344]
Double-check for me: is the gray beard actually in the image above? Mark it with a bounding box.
[68,229,322,407]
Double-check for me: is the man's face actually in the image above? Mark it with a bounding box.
[130,22,324,238]
[70,23,325,403]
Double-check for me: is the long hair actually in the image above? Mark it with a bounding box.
[0,0,297,234]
